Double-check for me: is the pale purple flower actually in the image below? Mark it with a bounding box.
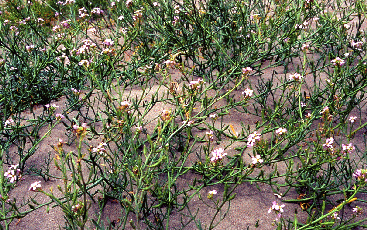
[29,181,42,191]
[247,131,261,147]
[268,201,285,213]
[210,148,227,163]
[55,113,65,120]
[301,43,309,51]
[331,57,345,67]
[91,8,104,15]
[45,103,59,110]
[208,190,217,195]
[242,67,252,75]
[323,137,334,150]
[206,130,214,141]
[209,113,217,119]
[189,78,204,90]
[79,60,90,67]
[342,143,355,154]
[275,127,287,135]
[126,0,133,7]
[61,19,71,28]
[103,39,114,47]
[320,106,329,115]
[26,45,35,52]
[289,73,303,81]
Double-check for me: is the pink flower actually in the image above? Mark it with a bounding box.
[29,181,42,191]
[323,137,334,150]
[247,131,261,147]
[320,106,329,115]
[55,113,65,120]
[342,143,355,154]
[242,67,252,75]
[331,57,345,67]
[289,73,303,81]
[268,201,285,213]
[103,39,114,47]
[275,127,287,135]
[210,148,227,163]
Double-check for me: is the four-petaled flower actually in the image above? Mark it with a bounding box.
[276,127,287,136]
[349,116,357,123]
[323,137,334,151]
[247,131,261,147]
[342,143,355,155]
[210,148,227,163]
[251,155,263,165]
[331,57,345,67]
[289,73,303,81]
[268,201,285,214]
[29,181,42,191]
[242,88,253,98]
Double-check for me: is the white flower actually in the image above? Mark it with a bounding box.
[275,127,287,136]
[251,155,263,165]
[242,88,253,98]
[349,116,357,123]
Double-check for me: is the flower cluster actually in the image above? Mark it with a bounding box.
[247,131,261,147]
[4,164,21,183]
[210,148,227,163]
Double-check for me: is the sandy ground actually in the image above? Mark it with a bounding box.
[3,1,367,229]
